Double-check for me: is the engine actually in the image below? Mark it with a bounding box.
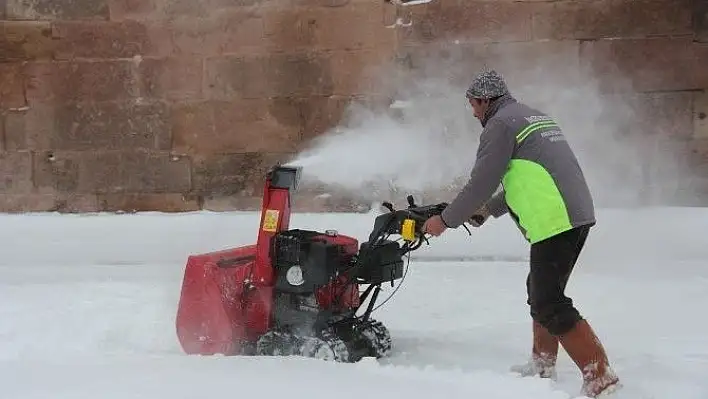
[270,229,360,335]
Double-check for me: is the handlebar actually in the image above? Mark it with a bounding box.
[379,195,446,240]
[366,195,474,252]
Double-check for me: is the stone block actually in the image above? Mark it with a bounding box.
[689,137,708,159]
[108,0,274,21]
[97,193,201,212]
[171,99,302,155]
[204,53,334,99]
[191,152,293,198]
[170,102,213,153]
[107,0,159,21]
[14,101,171,151]
[299,95,390,143]
[396,41,488,85]
[89,151,189,194]
[327,49,394,96]
[33,150,192,194]
[49,193,100,212]
[644,92,695,139]
[263,2,395,53]
[170,9,265,56]
[677,138,708,179]
[619,91,695,139]
[138,57,203,101]
[51,20,168,60]
[32,150,80,192]
[204,55,270,99]
[0,63,26,110]
[397,40,581,92]
[0,194,48,212]
[160,0,274,20]
[697,42,708,88]
[401,0,534,44]
[159,0,213,19]
[60,101,170,151]
[0,193,99,213]
[483,40,582,85]
[532,0,693,40]
[268,52,334,97]
[300,95,354,143]
[0,115,4,152]
[5,0,109,20]
[579,38,708,92]
[695,0,708,42]
[695,91,708,139]
[4,106,49,150]
[0,21,54,61]
[211,98,302,152]
[0,151,33,194]
[24,60,138,103]
[290,0,360,6]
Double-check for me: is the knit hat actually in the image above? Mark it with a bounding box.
[466,69,509,99]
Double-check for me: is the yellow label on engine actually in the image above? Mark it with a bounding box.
[262,209,280,232]
[401,218,416,241]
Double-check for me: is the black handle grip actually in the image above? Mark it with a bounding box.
[470,215,485,225]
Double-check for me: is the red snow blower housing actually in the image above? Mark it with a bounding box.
[175,164,460,362]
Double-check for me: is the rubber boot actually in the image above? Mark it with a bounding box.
[510,320,559,379]
[559,319,620,397]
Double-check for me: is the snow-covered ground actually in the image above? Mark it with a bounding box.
[1,206,707,398]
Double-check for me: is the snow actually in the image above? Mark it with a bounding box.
[1,207,707,398]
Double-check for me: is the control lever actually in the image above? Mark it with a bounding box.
[407,195,416,208]
[381,201,395,213]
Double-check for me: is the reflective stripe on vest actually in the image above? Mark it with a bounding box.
[516,121,558,143]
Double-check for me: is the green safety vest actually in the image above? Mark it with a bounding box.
[501,121,574,244]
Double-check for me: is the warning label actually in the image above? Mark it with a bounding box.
[262,209,280,232]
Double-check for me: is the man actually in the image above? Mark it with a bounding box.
[422,70,620,398]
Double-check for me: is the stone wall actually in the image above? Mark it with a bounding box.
[0,0,707,213]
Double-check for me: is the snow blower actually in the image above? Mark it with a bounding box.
[175,164,466,362]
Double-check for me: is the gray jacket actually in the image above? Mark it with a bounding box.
[440,94,595,243]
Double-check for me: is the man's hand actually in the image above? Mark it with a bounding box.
[422,215,447,237]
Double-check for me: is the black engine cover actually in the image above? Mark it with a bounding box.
[272,230,347,294]
[355,240,404,284]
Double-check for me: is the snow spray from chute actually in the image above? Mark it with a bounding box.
[285,93,482,205]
